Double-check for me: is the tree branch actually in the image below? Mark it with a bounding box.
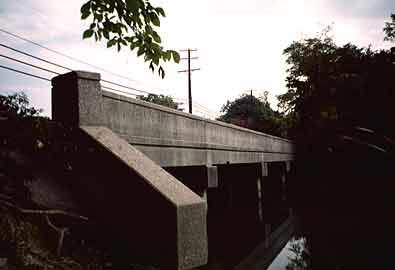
[0,198,88,221]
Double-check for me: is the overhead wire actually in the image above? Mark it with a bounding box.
[0,28,218,116]
[0,54,60,75]
[0,27,140,83]
[0,64,51,81]
[0,29,216,112]
[0,44,72,71]
[0,42,154,95]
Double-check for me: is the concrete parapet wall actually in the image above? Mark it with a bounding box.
[102,91,294,166]
[52,71,294,167]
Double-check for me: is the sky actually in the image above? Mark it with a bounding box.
[0,0,394,118]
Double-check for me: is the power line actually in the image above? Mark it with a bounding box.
[0,27,140,84]
[0,64,51,81]
[173,96,215,114]
[0,54,60,75]
[0,62,217,117]
[0,59,147,98]
[0,29,216,115]
[101,80,151,95]
[102,86,138,97]
[0,43,73,71]
[0,43,155,96]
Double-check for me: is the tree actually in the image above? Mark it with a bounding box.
[0,92,42,118]
[383,13,395,42]
[136,93,182,110]
[218,93,287,137]
[278,25,395,138]
[80,0,180,78]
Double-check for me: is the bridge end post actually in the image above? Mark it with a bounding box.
[51,71,103,126]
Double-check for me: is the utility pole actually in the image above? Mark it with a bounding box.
[178,49,200,114]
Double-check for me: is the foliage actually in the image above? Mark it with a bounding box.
[286,238,311,270]
[80,0,180,78]
[218,93,288,137]
[0,92,51,154]
[137,93,182,110]
[283,18,395,270]
[0,92,160,270]
[277,25,395,139]
[0,92,42,118]
[383,13,395,42]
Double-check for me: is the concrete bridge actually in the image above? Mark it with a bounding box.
[51,71,295,270]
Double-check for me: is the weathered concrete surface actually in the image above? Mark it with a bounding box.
[77,126,208,270]
[51,71,294,167]
[52,71,103,126]
[101,91,294,166]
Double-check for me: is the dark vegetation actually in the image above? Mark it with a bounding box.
[136,94,182,111]
[283,16,395,270]
[217,92,290,137]
[0,93,158,270]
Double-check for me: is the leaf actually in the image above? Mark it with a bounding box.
[83,29,94,39]
[126,0,140,11]
[153,55,159,66]
[103,29,110,39]
[149,13,160,26]
[164,50,172,61]
[144,53,152,62]
[137,47,145,56]
[159,66,165,78]
[130,42,137,51]
[80,1,91,19]
[107,39,117,48]
[155,7,166,17]
[81,12,91,20]
[152,31,161,43]
[171,50,180,63]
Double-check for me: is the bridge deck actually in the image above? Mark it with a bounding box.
[52,71,294,167]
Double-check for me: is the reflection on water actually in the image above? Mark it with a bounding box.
[197,126,395,270]
[198,162,295,270]
[268,238,309,270]
[267,239,297,270]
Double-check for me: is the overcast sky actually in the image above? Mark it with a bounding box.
[0,0,393,118]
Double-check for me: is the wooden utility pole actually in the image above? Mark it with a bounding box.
[178,49,200,114]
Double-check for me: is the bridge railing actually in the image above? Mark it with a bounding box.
[52,71,295,168]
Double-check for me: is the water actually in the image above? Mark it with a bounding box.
[267,238,306,270]
[267,241,293,270]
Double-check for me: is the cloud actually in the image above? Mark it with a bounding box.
[324,0,395,18]
[0,0,394,118]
